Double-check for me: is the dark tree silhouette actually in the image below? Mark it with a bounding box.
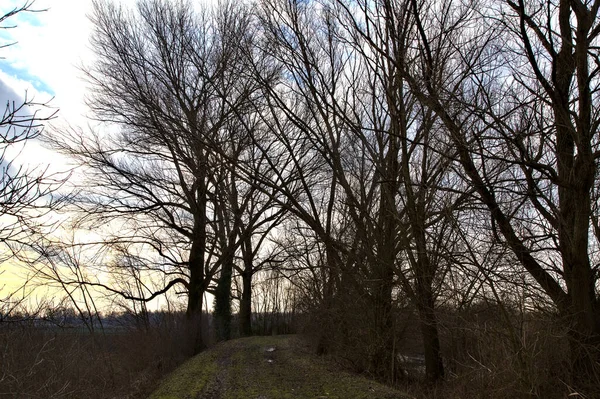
[395,0,600,389]
[48,0,282,350]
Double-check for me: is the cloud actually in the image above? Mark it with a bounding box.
[0,74,21,104]
[0,66,65,177]
[0,61,54,95]
[0,1,138,177]
[1,0,92,125]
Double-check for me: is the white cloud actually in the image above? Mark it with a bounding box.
[0,0,127,171]
[2,0,217,127]
[1,0,137,126]
[2,0,93,124]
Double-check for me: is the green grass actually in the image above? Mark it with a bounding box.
[149,335,409,399]
[148,349,218,399]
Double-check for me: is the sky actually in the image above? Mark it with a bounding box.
[0,0,221,312]
[0,0,134,128]
[0,0,120,174]
[0,0,136,307]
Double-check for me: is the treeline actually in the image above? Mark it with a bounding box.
[1,0,600,397]
[0,306,297,338]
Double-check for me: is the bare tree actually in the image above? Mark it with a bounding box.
[393,0,600,389]
[249,0,480,382]
[49,0,260,352]
[212,141,286,339]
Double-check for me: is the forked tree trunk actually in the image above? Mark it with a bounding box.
[552,0,600,384]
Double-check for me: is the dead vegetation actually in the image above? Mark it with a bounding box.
[0,313,191,398]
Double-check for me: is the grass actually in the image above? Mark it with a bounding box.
[149,335,409,399]
[0,323,190,398]
[147,350,218,399]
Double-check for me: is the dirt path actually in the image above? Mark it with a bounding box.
[149,335,410,399]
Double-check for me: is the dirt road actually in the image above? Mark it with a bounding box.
[149,335,409,399]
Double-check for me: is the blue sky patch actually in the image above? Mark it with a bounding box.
[15,11,44,28]
[1,0,44,27]
[0,61,55,96]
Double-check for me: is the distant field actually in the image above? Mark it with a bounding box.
[150,335,409,399]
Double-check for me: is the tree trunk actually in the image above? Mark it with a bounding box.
[187,235,206,354]
[369,146,400,383]
[238,233,254,337]
[316,245,339,355]
[186,176,208,354]
[373,184,398,381]
[416,285,444,382]
[567,309,600,388]
[547,0,600,386]
[239,269,253,337]
[214,258,233,341]
[562,221,600,386]
[371,267,397,382]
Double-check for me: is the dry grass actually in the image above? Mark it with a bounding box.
[299,301,599,399]
[0,315,192,398]
[2,304,599,398]
[406,305,594,399]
